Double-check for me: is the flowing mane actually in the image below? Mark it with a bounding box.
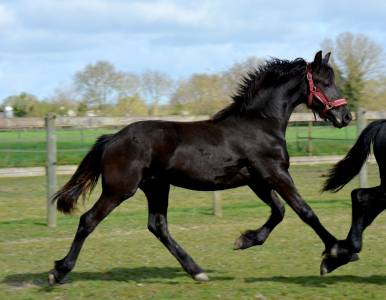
[212,58,307,121]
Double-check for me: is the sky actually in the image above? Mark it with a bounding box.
[0,0,385,101]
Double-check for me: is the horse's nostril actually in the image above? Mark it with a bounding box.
[344,113,352,124]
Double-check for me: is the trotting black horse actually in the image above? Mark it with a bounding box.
[321,119,386,274]
[48,51,352,285]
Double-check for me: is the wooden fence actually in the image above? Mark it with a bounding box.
[1,111,386,130]
[1,110,385,226]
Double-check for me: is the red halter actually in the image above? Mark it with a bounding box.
[306,63,347,118]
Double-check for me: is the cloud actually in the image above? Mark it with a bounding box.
[0,4,19,31]
[0,0,385,100]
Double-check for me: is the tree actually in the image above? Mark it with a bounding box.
[170,74,230,115]
[116,73,142,98]
[112,94,148,116]
[141,70,174,116]
[222,56,263,98]
[322,32,385,109]
[361,76,386,110]
[49,87,79,116]
[74,61,124,110]
[2,92,40,117]
[169,56,263,116]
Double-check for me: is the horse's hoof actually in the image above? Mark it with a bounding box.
[48,269,65,285]
[350,253,360,262]
[320,252,359,276]
[320,262,329,276]
[194,272,209,282]
[233,236,244,250]
[48,269,58,286]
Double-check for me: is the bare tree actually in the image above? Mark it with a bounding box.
[141,70,174,116]
[322,32,385,109]
[222,56,263,98]
[74,61,124,110]
[116,73,142,98]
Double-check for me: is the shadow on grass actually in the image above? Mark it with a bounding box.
[3,266,234,289]
[245,275,386,287]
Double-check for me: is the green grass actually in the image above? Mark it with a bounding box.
[1,165,385,300]
[0,125,357,167]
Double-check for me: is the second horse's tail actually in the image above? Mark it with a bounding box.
[323,120,386,192]
[53,134,113,214]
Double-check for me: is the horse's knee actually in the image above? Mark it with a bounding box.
[147,214,167,238]
[351,188,362,203]
[78,213,97,236]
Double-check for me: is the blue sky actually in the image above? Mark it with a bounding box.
[0,0,385,101]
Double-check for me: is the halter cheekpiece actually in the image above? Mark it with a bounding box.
[306,63,347,118]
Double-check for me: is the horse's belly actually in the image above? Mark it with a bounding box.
[166,165,250,191]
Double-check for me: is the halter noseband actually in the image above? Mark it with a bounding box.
[306,63,347,118]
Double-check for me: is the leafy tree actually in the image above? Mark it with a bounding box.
[49,87,79,116]
[2,92,40,117]
[169,57,262,116]
[112,94,148,116]
[170,74,230,115]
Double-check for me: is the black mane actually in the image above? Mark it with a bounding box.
[213,58,307,120]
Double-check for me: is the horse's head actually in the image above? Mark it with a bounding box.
[306,51,352,128]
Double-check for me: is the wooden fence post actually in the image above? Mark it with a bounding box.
[46,113,57,227]
[212,191,222,217]
[356,107,368,188]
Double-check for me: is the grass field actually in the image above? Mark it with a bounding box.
[0,124,357,167]
[1,165,385,300]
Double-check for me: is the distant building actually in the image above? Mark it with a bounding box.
[4,106,13,118]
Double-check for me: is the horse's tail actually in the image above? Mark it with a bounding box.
[323,120,386,192]
[53,134,113,214]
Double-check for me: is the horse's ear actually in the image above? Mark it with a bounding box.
[323,52,331,64]
[313,50,323,67]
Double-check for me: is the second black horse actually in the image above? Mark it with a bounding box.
[321,119,386,274]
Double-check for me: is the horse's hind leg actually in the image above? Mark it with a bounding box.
[141,181,208,282]
[234,184,285,250]
[48,192,127,285]
[320,186,386,275]
[346,186,386,253]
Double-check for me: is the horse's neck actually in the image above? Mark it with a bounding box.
[257,78,306,128]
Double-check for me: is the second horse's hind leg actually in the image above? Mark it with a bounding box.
[141,181,208,281]
[346,187,386,253]
[234,184,285,250]
[320,186,386,275]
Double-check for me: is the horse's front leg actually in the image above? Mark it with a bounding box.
[270,169,338,252]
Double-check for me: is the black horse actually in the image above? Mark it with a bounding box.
[48,51,352,285]
[321,119,386,274]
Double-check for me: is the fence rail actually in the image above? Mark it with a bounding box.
[1,111,386,129]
